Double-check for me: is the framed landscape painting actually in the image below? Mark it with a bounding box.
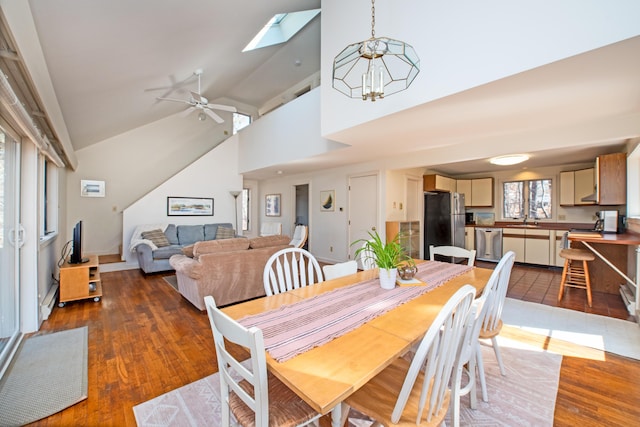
[167,197,214,216]
[265,194,281,217]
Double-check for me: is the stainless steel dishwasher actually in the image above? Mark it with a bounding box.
[475,228,503,261]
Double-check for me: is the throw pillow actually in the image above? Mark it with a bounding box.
[215,227,235,240]
[141,229,170,247]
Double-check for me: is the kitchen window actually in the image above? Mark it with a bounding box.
[503,179,552,220]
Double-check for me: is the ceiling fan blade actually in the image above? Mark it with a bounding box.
[207,103,237,113]
[190,91,207,104]
[203,108,224,123]
[180,106,196,117]
[156,96,192,105]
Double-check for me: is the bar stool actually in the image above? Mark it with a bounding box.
[557,248,595,307]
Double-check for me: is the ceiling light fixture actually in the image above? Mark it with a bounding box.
[198,112,207,121]
[332,0,420,101]
[489,154,530,166]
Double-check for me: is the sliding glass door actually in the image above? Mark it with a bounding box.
[0,128,20,375]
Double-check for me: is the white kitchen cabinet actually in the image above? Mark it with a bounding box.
[423,174,456,193]
[559,168,595,206]
[456,178,493,207]
[552,230,570,267]
[524,229,551,265]
[464,226,475,251]
[502,228,525,263]
[457,180,471,204]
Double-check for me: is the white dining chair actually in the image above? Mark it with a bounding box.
[259,222,282,236]
[322,260,358,280]
[289,225,308,248]
[204,295,321,427]
[357,240,377,270]
[341,285,476,426]
[476,250,516,401]
[263,247,323,296]
[429,245,477,266]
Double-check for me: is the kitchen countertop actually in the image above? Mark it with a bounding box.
[465,221,596,231]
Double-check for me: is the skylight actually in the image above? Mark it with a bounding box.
[243,9,320,52]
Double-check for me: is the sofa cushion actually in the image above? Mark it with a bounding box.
[249,235,291,249]
[141,229,170,247]
[193,238,250,257]
[215,226,236,240]
[152,245,183,259]
[164,224,179,245]
[177,225,205,245]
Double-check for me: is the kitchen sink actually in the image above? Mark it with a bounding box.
[505,224,540,228]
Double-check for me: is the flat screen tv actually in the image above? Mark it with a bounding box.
[69,220,89,264]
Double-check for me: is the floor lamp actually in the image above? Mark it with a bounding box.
[229,190,241,232]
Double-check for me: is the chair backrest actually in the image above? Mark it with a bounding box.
[289,225,308,248]
[260,222,282,237]
[204,295,270,427]
[263,247,324,296]
[391,285,476,424]
[481,251,515,334]
[322,260,358,280]
[358,240,377,270]
[429,245,476,266]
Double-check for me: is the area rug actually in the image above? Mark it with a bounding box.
[162,275,179,292]
[133,343,561,426]
[0,326,88,426]
[503,297,640,360]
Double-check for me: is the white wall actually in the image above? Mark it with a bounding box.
[320,0,640,138]
[68,112,233,256]
[121,137,241,266]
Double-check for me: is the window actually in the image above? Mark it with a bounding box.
[503,179,552,220]
[241,188,250,231]
[233,112,251,135]
[39,155,58,238]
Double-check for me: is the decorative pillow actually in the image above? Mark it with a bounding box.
[140,229,170,247]
[182,244,195,257]
[249,235,291,249]
[215,226,236,240]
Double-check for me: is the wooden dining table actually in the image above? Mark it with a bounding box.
[221,261,493,427]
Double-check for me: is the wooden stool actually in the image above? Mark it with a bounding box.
[557,248,595,307]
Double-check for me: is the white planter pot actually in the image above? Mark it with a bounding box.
[378,268,397,290]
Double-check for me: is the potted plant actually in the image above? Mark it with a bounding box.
[352,230,411,289]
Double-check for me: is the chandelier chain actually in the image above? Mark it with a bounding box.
[370,0,376,38]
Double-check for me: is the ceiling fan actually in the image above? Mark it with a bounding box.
[156,69,237,123]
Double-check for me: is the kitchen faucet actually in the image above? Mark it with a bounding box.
[523,215,528,225]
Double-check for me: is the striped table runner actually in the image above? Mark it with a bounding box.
[238,261,473,362]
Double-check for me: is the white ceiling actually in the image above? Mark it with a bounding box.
[24,0,640,177]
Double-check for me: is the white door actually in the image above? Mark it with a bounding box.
[348,173,378,268]
[0,128,21,375]
[405,176,420,220]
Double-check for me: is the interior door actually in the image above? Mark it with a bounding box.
[348,173,378,268]
[405,176,420,221]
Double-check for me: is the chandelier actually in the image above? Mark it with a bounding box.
[332,0,420,101]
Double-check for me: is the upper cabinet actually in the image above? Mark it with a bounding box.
[597,153,626,205]
[456,177,494,207]
[559,168,595,206]
[423,174,456,193]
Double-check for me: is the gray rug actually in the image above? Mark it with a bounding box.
[134,343,561,426]
[162,275,179,292]
[0,326,88,426]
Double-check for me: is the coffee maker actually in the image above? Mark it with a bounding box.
[595,210,619,233]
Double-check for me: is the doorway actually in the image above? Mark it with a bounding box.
[348,173,379,268]
[294,183,309,250]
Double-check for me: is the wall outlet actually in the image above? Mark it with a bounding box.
[330,246,333,252]
[558,214,566,220]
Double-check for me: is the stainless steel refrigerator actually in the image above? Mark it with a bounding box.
[423,192,466,260]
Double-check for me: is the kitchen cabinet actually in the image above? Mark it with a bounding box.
[502,227,551,265]
[456,177,494,207]
[386,221,420,258]
[559,168,595,206]
[596,153,626,205]
[464,226,475,251]
[552,230,570,267]
[423,174,456,193]
[502,228,525,263]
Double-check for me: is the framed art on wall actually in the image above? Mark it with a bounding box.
[265,194,281,217]
[167,197,214,216]
[320,190,335,212]
[81,180,105,197]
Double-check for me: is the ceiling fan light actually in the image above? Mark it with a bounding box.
[489,154,529,166]
[198,112,207,121]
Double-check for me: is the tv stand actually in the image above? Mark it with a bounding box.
[58,254,102,307]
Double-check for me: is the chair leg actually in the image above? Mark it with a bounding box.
[558,258,569,302]
[491,336,506,376]
[476,342,488,402]
[468,354,478,410]
[451,364,463,427]
[583,260,593,307]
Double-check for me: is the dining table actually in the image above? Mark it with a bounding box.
[221,260,494,427]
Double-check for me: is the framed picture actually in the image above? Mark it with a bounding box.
[265,194,281,217]
[167,197,214,216]
[81,180,105,197]
[320,190,335,212]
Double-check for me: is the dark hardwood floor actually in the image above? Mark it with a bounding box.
[26,265,640,426]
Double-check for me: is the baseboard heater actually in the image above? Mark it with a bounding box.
[41,283,59,320]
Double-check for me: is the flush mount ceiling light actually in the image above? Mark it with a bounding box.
[489,154,530,166]
[332,0,420,101]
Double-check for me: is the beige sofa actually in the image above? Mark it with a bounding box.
[169,235,292,310]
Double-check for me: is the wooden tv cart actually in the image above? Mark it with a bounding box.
[58,254,102,307]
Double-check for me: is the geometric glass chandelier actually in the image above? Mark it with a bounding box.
[332,0,420,101]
